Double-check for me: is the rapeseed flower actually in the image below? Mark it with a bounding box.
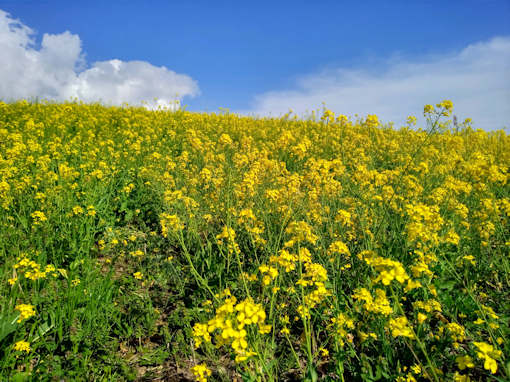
[13,340,30,353]
[473,342,501,374]
[15,304,36,323]
[191,363,212,382]
[388,316,415,339]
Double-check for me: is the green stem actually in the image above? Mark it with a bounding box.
[177,230,218,303]
[372,109,445,241]
[285,332,301,371]
[390,287,440,382]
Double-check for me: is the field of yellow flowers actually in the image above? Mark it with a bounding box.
[0,100,509,381]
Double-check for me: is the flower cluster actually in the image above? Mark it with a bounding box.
[193,291,269,363]
[15,304,36,323]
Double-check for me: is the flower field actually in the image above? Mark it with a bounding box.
[0,100,509,381]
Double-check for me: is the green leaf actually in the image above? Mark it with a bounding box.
[11,372,31,382]
[439,280,456,291]
[305,365,318,382]
[32,320,54,342]
[0,313,19,343]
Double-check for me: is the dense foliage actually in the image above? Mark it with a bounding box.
[0,100,508,381]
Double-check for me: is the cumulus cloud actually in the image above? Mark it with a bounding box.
[246,37,510,130]
[0,9,199,109]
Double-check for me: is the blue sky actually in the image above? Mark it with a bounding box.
[1,0,509,129]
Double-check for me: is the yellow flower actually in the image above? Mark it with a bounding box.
[191,363,212,382]
[404,279,422,292]
[130,249,144,257]
[160,213,184,236]
[234,349,257,363]
[365,114,379,128]
[423,104,435,115]
[13,340,30,353]
[218,133,233,146]
[352,288,392,315]
[406,115,417,125]
[483,357,497,374]
[31,210,47,225]
[446,322,466,343]
[388,316,415,339]
[473,342,501,374]
[231,330,248,351]
[192,323,211,348]
[410,364,421,374]
[15,304,36,323]
[72,205,84,215]
[133,272,143,280]
[436,100,454,115]
[453,373,471,382]
[461,255,476,266]
[235,299,266,327]
[456,355,474,370]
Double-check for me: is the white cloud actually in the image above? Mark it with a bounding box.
[246,37,510,131]
[0,10,199,109]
